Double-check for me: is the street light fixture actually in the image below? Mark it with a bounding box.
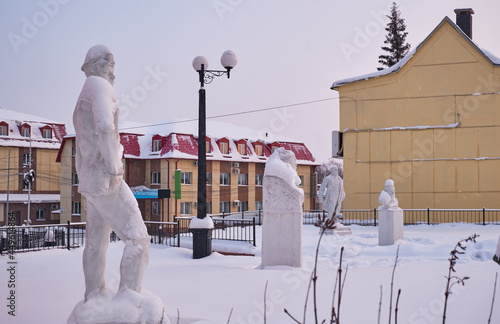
[190,50,237,259]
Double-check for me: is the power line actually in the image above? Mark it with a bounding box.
[120,97,337,131]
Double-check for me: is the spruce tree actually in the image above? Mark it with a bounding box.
[378,2,411,70]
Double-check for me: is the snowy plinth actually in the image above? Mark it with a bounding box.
[323,224,352,236]
[189,217,214,259]
[67,288,169,324]
[378,207,404,246]
[188,216,214,229]
[262,149,304,268]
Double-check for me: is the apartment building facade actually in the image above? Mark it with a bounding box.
[0,108,67,226]
[57,120,318,223]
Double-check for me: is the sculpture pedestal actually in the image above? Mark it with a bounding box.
[262,176,303,268]
[378,207,404,246]
[67,288,169,324]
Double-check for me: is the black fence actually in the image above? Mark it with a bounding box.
[311,208,500,226]
[0,221,86,254]
[175,214,257,246]
[144,221,180,247]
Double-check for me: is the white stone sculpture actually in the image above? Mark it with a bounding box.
[378,179,399,209]
[378,179,404,246]
[262,148,304,268]
[318,165,345,224]
[494,236,500,265]
[68,45,168,324]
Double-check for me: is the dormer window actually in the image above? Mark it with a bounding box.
[0,122,8,136]
[237,143,246,156]
[254,144,263,156]
[40,126,52,139]
[216,138,231,155]
[21,125,30,137]
[152,135,162,152]
[220,142,229,154]
[205,136,212,154]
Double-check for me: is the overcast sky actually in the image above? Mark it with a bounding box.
[1,0,499,162]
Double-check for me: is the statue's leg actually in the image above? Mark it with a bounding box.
[99,179,150,294]
[82,198,112,301]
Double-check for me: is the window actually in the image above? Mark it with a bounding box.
[42,128,52,139]
[255,145,263,156]
[206,202,212,214]
[72,201,81,215]
[153,139,162,152]
[255,201,263,211]
[73,173,79,185]
[255,174,263,186]
[238,201,248,212]
[36,209,45,220]
[237,143,246,155]
[220,173,230,185]
[238,173,248,186]
[152,201,161,215]
[0,124,8,136]
[298,175,304,187]
[181,172,191,184]
[219,142,229,154]
[151,172,161,185]
[23,153,31,165]
[220,201,230,214]
[72,147,76,156]
[180,202,191,215]
[206,140,211,153]
[51,204,59,210]
[206,172,212,185]
[21,126,30,137]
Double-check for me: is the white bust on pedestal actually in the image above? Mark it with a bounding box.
[378,179,404,246]
[262,148,304,268]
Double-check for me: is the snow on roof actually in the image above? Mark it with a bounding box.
[118,119,317,165]
[0,107,67,149]
[331,16,500,89]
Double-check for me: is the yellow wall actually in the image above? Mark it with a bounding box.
[336,20,500,209]
[0,147,19,191]
[36,149,60,192]
[59,141,73,224]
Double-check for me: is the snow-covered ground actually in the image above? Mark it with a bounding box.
[2,223,500,324]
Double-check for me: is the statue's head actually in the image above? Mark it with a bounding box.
[329,165,338,177]
[275,147,297,170]
[81,45,115,85]
[384,179,395,195]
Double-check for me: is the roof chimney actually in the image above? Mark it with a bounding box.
[454,8,474,39]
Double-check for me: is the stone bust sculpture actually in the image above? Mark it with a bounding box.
[318,165,345,224]
[379,179,399,209]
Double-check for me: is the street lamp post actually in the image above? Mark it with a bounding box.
[190,50,237,259]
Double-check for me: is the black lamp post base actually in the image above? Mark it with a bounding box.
[191,228,213,259]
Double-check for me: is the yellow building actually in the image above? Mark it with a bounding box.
[0,108,67,226]
[57,120,318,224]
[331,10,500,210]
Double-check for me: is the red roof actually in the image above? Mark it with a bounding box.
[121,133,141,157]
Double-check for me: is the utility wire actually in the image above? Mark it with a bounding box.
[120,97,337,131]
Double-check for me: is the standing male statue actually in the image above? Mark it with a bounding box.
[318,165,345,225]
[69,45,166,324]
